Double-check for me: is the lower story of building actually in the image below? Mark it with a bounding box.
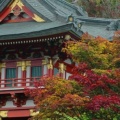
[0,108,39,120]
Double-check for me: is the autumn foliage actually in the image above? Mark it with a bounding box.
[26,63,120,120]
[26,33,120,120]
[69,63,120,119]
[26,76,90,120]
[26,62,120,119]
[63,32,120,71]
[67,0,120,18]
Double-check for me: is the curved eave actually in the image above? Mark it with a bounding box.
[0,22,82,41]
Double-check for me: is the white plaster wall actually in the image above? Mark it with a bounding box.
[23,100,35,107]
[64,59,72,64]
[66,72,72,79]
[43,65,47,76]
[2,100,35,108]
[2,101,16,108]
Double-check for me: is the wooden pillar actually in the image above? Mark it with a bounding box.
[59,63,66,78]
[17,61,27,87]
[17,61,26,87]
[22,61,31,86]
[47,59,53,77]
[25,61,31,86]
[22,61,26,86]
[22,61,26,79]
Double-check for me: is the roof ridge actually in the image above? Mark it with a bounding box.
[53,0,88,16]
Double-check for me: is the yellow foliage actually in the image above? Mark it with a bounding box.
[63,33,119,70]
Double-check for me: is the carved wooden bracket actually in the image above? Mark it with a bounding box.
[59,63,66,73]
[47,59,53,69]
[17,61,31,71]
[11,93,28,107]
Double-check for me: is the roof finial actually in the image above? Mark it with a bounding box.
[72,0,78,4]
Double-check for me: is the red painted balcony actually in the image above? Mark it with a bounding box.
[0,77,42,94]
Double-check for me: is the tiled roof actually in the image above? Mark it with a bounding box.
[0,0,84,40]
[21,0,88,22]
[0,21,83,40]
[81,23,114,41]
[79,17,120,40]
[0,0,11,12]
[0,21,66,36]
[0,0,120,41]
[22,0,56,22]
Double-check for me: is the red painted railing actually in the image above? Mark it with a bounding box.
[0,77,41,88]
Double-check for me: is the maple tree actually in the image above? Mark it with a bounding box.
[113,30,120,69]
[26,32,120,120]
[62,32,120,119]
[69,63,120,120]
[26,63,120,120]
[63,33,116,71]
[63,32,120,77]
[26,76,90,120]
[82,0,120,18]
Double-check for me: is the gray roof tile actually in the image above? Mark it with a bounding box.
[22,0,56,21]
[0,21,65,36]
[81,23,115,40]
[0,0,119,41]
[0,0,11,12]
[0,21,83,40]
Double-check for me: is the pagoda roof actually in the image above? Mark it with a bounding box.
[80,17,120,40]
[0,21,83,40]
[0,0,120,41]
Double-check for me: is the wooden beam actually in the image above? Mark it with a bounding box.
[0,7,11,22]
[8,110,30,117]
[0,106,35,111]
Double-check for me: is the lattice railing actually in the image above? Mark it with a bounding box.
[0,77,42,88]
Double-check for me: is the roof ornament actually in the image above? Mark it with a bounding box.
[65,35,71,40]
[71,0,78,4]
[12,5,21,16]
[116,20,120,30]
[71,0,88,16]
[106,20,120,31]
[74,19,84,29]
[68,14,74,22]
[67,14,84,30]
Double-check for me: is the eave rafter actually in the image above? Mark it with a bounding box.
[0,0,45,23]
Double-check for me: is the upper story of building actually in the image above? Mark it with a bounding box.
[0,0,120,91]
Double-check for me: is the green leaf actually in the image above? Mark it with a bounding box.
[113,117,117,120]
